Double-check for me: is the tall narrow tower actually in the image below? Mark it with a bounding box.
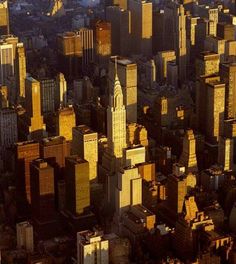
[107,70,126,161]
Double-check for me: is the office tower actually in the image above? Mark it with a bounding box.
[57,32,82,80]
[129,0,152,57]
[197,6,218,36]
[105,70,126,169]
[30,159,55,223]
[72,125,98,182]
[24,76,47,140]
[16,221,34,253]
[167,61,178,88]
[40,136,71,169]
[220,63,236,119]
[123,145,145,167]
[77,230,109,264]
[218,137,234,171]
[217,22,235,41]
[16,44,26,99]
[164,3,187,81]
[196,52,220,131]
[167,164,187,215]
[126,123,148,147]
[204,36,226,62]
[0,39,14,85]
[73,79,83,104]
[55,106,76,141]
[106,6,131,56]
[115,166,142,217]
[15,141,40,204]
[94,20,111,68]
[156,51,176,82]
[205,81,225,143]
[55,72,67,109]
[0,0,9,35]
[152,9,165,54]
[109,57,137,123]
[40,78,55,114]
[79,28,94,72]
[0,108,17,153]
[0,85,8,108]
[65,156,90,215]
[179,129,198,173]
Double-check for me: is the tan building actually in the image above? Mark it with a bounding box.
[109,57,137,123]
[16,44,26,99]
[220,63,236,119]
[123,145,145,167]
[24,76,47,140]
[129,0,152,56]
[218,137,234,171]
[93,20,111,68]
[204,35,226,62]
[115,166,142,218]
[205,81,225,143]
[164,3,187,81]
[16,221,34,253]
[0,0,9,35]
[65,156,90,215]
[77,230,109,264]
[55,106,76,141]
[72,125,98,182]
[156,50,176,81]
[106,6,131,56]
[55,73,67,109]
[179,129,198,173]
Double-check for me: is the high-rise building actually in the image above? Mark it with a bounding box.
[0,0,9,35]
[106,6,131,56]
[24,76,47,140]
[109,57,137,123]
[218,137,234,171]
[30,159,55,223]
[55,106,76,141]
[217,22,235,41]
[93,20,111,68]
[205,81,225,143]
[179,129,198,173]
[72,125,98,182]
[55,72,67,109]
[65,156,90,215]
[79,28,94,72]
[16,44,26,99]
[105,70,126,168]
[0,39,14,85]
[156,51,176,82]
[220,63,236,119]
[164,3,187,81]
[16,221,34,253]
[40,78,56,114]
[0,108,17,153]
[57,32,82,80]
[115,166,142,217]
[77,230,109,264]
[15,141,40,204]
[167,163,187,216]
[129,0,152,57]
[40,136,71,169]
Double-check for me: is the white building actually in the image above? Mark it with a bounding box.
[16,221,34,253]
[77,230,109,264]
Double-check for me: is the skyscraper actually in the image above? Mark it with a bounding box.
[106,6,131,56]
[0,40,14,85]
[109,57,137,123]
[55,72,67,109]
[65,156,90,215]
[179,129,198,173]
[16,44,26,99]
[72,125,98,182]
[24,76,47,140]
[0,0,9,35]
[16,221,34,253]
[40,78,56,114]
[30,159,56,223]
[129,0,152,56]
